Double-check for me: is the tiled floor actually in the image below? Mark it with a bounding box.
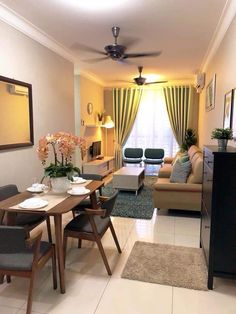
[1,210,236,313]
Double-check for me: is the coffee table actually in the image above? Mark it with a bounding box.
[113,167,145,195]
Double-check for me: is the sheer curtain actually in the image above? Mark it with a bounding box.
[125,88,179,157]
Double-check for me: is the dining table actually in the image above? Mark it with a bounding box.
[0,180,104,294]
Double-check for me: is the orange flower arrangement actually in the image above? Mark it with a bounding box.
[37,132,85,178]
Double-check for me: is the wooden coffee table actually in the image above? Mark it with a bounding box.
[113,167,145,195]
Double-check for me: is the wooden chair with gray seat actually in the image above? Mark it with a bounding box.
[0,184,52,242]
[63,191,121,275]
[72,173,103,217]
[0,226,57,314]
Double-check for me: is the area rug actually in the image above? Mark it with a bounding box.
[121,241,208,291]
[103,176,156,219]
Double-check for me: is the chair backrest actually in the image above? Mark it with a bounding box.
[101,191,118,218]
[144,148,164,159]
[0,184,19,201]
[124,148,143,159]
[0,225,28,254]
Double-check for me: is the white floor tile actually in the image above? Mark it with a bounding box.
[173,278,236,314]
[174,217,200,236]
[174,234,200,248]
[95,277,172,314]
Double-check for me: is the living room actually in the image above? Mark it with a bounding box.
[0,1,236,313]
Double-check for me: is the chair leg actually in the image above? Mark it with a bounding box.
[26,274,35,314]
[95,238,112,276]
[0,275,4,284]
[78,239,82,248]
[51,245,57,290]
[72,210,76,219]
[6,275,11,283]
[46,217,52,243]
[109,221,122,253]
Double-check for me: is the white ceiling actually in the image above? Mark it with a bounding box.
[0,0,228,86]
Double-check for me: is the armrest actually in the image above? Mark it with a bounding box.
[84,208,105,216]
[154,181,202,192]
[163,157,174,164]
[98,196,109,203]
[26,229,42,248]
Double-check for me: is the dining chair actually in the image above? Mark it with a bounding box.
[72,173,103,218]
[63,191,121,275]
[0,184,52,242]
[0,226,57,314]
[123,148,143,166]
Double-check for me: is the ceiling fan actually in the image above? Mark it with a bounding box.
[76,26,162,63]
[128,66,167,86]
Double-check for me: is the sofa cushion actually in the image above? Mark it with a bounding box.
[170,159,191,183]
[158,164,172,178]
[188,145,201,161]
[187,152,203,184]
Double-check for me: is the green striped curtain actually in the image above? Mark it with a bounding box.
[113,88,143,169]
[163,86,194,146]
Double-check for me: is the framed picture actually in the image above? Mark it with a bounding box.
[231,88,236,139]
[223,90,233,128]
[205,74,216,112]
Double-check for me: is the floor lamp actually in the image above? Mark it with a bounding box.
[103,115,114,156]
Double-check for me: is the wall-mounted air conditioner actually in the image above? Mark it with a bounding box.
[9,84,28,95]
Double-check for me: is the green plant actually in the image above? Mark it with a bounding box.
[211,128,233,139]
[181,128,197,151]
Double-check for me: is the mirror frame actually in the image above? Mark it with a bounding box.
[0,75,34,150]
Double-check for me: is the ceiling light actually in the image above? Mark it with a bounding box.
[62,0,130,11]
[144,74,162,83]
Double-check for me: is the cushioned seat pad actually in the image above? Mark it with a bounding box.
[143,158,163,164]
[65,214,109,235]
[0,241,52,271]
[123,158,142,163]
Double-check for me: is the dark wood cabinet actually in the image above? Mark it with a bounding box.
[201,145,236,289]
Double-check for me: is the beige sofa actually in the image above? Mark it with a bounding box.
[153,145,203,211]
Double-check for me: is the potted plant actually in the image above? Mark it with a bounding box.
[37,132,85,192]
[211,128,233,150]
[181,128,197,151]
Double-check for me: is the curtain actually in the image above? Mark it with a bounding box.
[163,86,193,146]
[113,88,143,169]
[125,89,179,157]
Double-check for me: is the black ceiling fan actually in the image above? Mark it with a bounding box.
[129,66,167,86]
[75,26,162,63]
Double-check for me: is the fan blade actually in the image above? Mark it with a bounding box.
[71,43,106,55]
[119,36,140,49]
[82,56,109,63]
[145,80,168,85]
[123,51,162,59]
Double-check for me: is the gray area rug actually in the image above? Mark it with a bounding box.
[103,176,156,220]
[122,241,208,291]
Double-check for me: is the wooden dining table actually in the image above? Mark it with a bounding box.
[0,180,104,294]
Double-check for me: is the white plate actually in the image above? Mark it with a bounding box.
[19,198,48,209]
[71,178,87,184]
[67,189,90,196]
[27,187,43,193]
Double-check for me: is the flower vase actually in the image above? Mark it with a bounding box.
[50,177,70,193]
[218,139,228,151]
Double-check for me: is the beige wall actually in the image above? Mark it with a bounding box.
[78,75,105,162]
[0,21,74,190]
[198,16,236,148]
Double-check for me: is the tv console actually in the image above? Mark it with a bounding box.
[82,156,115,177]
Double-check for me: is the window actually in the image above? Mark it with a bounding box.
[125,89,179,157]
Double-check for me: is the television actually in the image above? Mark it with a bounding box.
[90,141,102,158]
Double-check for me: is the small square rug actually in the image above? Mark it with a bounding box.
[121,241,208,291]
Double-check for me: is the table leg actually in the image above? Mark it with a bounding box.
[54,215,65,294]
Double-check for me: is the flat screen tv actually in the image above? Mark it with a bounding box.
[90,141,102,158]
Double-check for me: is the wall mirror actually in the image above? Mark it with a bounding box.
[0,75,34,150]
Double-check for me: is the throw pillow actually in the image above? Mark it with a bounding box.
[170,159,192,183]
[179,155,189,163]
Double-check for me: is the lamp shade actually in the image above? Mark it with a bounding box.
[103,115,114,128]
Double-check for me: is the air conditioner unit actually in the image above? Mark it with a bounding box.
[9,84,28,96]
[195,73,205,93]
